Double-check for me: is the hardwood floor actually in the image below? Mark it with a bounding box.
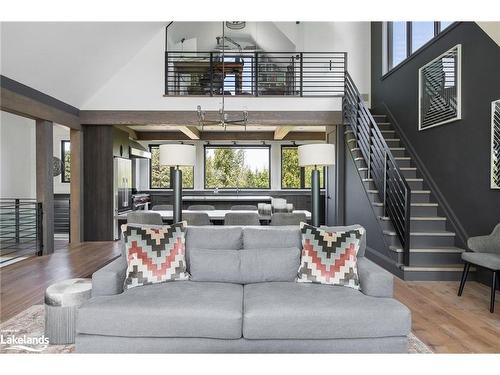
[394,278,500,353]
[0,241,120,323]
[1,240,499,353]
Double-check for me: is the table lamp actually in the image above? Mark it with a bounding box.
[298,143,335,227]
[159,144,196,223]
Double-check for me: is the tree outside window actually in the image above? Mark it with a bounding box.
[149,145,194,189]
[204,146,270,189]
[61,140,71,183]
[281,145,324,189]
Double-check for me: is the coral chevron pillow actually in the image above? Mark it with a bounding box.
[121,222,189,290]
[297,222,365,290]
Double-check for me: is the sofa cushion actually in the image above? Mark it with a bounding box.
[320,224,367,257]
[243,282,411,340]
[243,227,301,249]
[77,281,243,339]
[297,223,364,290]
[122,222,189,290]
[186,226,243,250]
[189,248,300,284]
[185,226,243,272]
[189,249,241,283]
[240,248,300,283]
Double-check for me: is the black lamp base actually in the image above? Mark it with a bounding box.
[311,168,320,227]
[173,168,182,223]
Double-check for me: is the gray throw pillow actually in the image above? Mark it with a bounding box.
[189,247,300,284]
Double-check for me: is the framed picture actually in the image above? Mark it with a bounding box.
[491,99,500,189]
[418,44,462,131]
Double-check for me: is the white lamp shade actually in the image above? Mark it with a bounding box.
[298,144,335,167]
[159,144,196,166]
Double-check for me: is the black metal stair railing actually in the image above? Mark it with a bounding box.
[0,199,43,263]
[165,51,346,97]
[343,72,412,266]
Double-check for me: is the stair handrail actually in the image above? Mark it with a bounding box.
[343,72,412,266]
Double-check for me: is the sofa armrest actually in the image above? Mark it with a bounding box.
[92,256,127,297]
[357,257,394,298]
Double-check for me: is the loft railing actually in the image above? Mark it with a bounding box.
[0,199,43,263]
[343,73,412,266]
[165,51,346,97]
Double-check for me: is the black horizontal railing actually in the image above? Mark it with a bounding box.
[165,51,346,97]
[343,73,412,266]
[0,198,43,263]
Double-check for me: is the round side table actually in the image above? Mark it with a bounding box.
[44,278,92,345]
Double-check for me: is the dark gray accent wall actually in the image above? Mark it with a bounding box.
[371,22,500,238]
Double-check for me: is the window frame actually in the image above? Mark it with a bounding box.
[387,21,456,72]
[61,140,70,183]
[280,145,325,190]
[203,144,271,190]
[148,144,194,190]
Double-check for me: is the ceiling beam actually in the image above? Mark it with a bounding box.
[80,110,341,126]
[178,126,200,140]
[1,87,81,130]
[136,131,326,142]
[274,126,293,140]
[113,125,137,140]
[1,75,81,130]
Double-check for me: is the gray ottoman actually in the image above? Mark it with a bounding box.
[45,278,92,344]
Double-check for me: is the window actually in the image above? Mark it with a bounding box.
[281,145,325,189]
[388,21,408,68]
[387,22,455,70]
[204,145,270,189]
[411,22,435,53]
[149,145,194,189]
[61,140,70,183]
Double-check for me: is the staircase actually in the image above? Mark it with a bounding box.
[343,73,470,280]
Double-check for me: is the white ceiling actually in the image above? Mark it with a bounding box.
[1,22,165,107]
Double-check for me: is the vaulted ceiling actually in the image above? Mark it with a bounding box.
[1,22,165,107]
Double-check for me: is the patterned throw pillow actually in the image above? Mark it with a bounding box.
[121,222,189,290]
[297,222,365,290]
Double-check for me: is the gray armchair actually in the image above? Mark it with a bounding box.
[458,223,500,313]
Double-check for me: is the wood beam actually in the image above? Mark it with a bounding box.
[70,129,83,244]
[80,110,341,126]
[1,87,80,130]
[178,126,200,140]
[113,125,137,140]
[136,131,326,142]
[274,126,293,140]
[36,120,54,254]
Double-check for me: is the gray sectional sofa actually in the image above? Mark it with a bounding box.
[75,226,411,353]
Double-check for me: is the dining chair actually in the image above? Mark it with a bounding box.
[183,212,212,226]
[270,212,307,226]
[187,205,216,211]
[224,212,260,226]
[151,204,173,211]
[230,205,258,211]
[458,223,500,313]
[127,211,163,225]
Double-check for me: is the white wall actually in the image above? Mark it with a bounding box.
[135,139,325,191]
[82,22,370,111]
[0,111,36,199]
[53,124,70,194]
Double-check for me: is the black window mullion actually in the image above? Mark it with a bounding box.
[387,21,393,69]
[435,21,440,36]
[406,22,412,59]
